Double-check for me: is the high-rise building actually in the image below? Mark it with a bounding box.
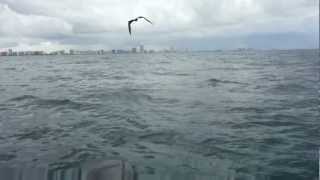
[18,51,25,56]
[139,45,144,53]
[59,50,65,55]
[33,51,44,55]
[8,49,13,56]
[0,52,8,56]
[98,49,104,55]
[170,46,175,52]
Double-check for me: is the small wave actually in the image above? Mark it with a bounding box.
[248,119,301,127]
[31,75,72,83]
[94,127,136,147]
[152,71,192,77]
[152,97,180,105]
[126,118,148,129]
[288,98,319,109]
[4,67,16,71]
[74,60,100,64]
[109,75,129,80]
[58,147,104,161]
[200,138,229,145]
[175,73,192,76]
[202,145,248,158]
[144,166,156,175]
[86,89,153,105]
[152,72,170,76]
[271,114,300,121]
[71,120,96,130]
[11,127,51,140]
[143,155,155,159]
[101,56,111,60]
[259,137,287,145]
[258,75,281,82]
[268,83,308,94]
[228,107,265,113]
[0,153,16,161]
[206,78,248,87]
[7,95,96,110]
[234,114,303,129]
[9,95,37,101]
[159,61,170,64]
[139,131,179,145]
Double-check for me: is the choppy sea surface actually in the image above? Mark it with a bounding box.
[0,50,319,180]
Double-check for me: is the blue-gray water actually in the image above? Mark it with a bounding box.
[0,50,319,180]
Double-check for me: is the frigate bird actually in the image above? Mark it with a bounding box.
[128,16,153,35]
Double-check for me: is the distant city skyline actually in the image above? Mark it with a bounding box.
[0,44,179,56]
[0,0,318,51]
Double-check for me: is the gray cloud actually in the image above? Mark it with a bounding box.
[0,0,318,51]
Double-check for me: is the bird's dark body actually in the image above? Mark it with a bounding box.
[128,16,153,35]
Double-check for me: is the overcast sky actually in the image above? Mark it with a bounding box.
[0,0,318,51]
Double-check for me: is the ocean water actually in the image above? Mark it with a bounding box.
[0,50,319,180]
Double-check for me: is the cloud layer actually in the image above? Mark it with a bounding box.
[0,0,318,51]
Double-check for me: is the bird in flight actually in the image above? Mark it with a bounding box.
[128,16,153,35]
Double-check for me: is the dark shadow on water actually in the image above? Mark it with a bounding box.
[0,160,138,180]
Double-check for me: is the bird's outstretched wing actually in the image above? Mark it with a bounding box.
[128,17,153,35]
[138,16,153,24]
[128,19,136,35]
[128,21,132,35]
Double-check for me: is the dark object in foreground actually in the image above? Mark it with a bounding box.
[0,160,138,180]
[128,16,153,35]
